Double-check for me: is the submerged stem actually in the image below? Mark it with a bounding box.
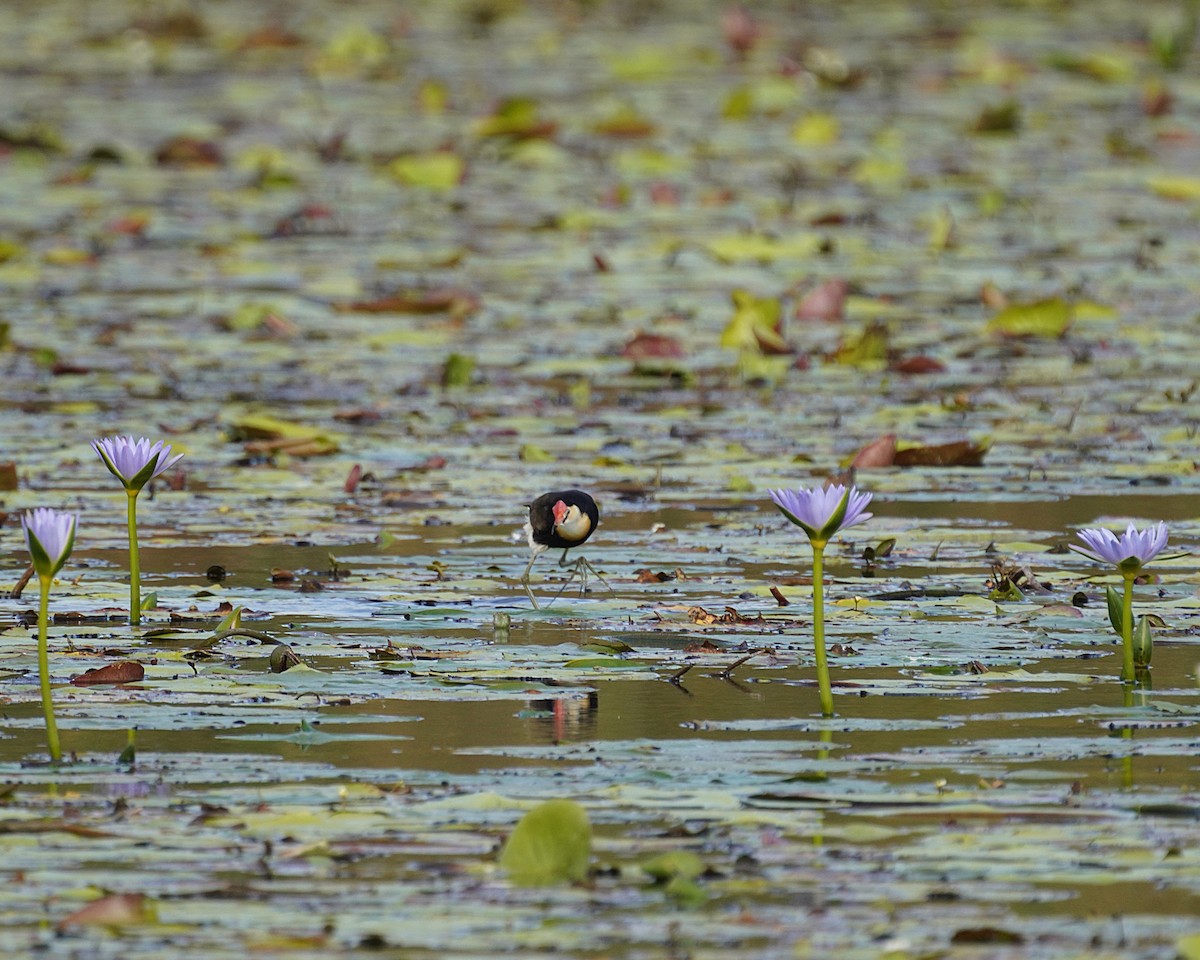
[811,542,833,717]
[1121,572,1135,684]
[37,575,62,762]
[127,491,141,626]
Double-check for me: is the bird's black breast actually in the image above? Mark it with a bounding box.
[527,489,599,549]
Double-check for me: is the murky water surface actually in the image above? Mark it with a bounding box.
[1,0,1199,955]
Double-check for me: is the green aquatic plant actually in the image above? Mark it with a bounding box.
[22,507,77,762]
[92,436,183,626]
[769,483,873,717]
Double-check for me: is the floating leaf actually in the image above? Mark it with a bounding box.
[442,353,476,388]
[794,279,847,322]
[893,439,988,467]
[850,433,896,468]
[57,893,151,930]
[389,152,465,190]
[473,98,556,139]
[519,444,554,463]
[971,99,1021,133]
[642,849,704,881]
[1147,175,1200,202]
[987,298,1073,338]
[1047,49,1134,82]
[316,24,391,76]
[705,233,823,264]
[791,113,839,146]
[830,321,889,367]
[70,662,145,686]
[591,105,656,138]
[499,799,591,886]
[720,290,787,354]
[620,332,685,360]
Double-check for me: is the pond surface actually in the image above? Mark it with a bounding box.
[1,0,1199,956]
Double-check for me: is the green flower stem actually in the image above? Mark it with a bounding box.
[36,575,62,763]
[127,490,141,626]
[1120,572,1135,684]
[811,541,833,718]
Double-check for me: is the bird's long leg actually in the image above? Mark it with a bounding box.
[543,550,578,606]
[520,549,544,609]
[545,551,613,606]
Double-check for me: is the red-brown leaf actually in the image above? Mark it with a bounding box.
[894,439,987,467]
[891,355,946,374]
[621,332,686,360]
[154,135,223,167]
[794,279,847,322]
[70,662,145,686]
[58,893,149,930]
[851,434,897,468]
[335,288,480,316]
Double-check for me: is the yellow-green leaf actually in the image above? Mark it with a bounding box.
[705,233,822,264]
[791,113,839,146]
[986,298,1073,338]
[499,799,592,886]
[389,152,464,190]
[720,289,784,352]
[1147,175,1200,202]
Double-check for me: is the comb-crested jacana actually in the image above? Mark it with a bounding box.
[520,489,610,607]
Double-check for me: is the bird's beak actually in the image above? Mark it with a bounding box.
[552,500,569,525]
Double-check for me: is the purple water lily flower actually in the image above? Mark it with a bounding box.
[92,436,183,492]
[1072,521,1169,573]
[768,483,873,544]
[22,508,78,580]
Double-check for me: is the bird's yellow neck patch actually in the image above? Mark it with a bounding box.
[555,505,592,542]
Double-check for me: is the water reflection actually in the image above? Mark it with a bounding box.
[520,692,600,743]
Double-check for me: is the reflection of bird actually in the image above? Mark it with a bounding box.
[520,490,610,608]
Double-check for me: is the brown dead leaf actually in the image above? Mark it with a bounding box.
[688,605,766,626]
[621,332,686,361]
[154,135,223,167]
[0,819,116,838]
[851,434,896,468]
[950,927,1024,945]
[70,662,145,686]
[721,4,762,58]
[769,585,790,606]
[333,407,384,424]
[0,461,17,490]
[794,279,847,322]
[335,287,480,317]
[894,439,988,467]
[891,355,946,374]
[683,639,724,653]
[51,360,93,375]
[238,24,306,51]
[398,455,447,473]
[242,436,339,457]
[58,893,149,930]
[272,204,339,237]
[636,568,688,583]
[980,281,1009,309]
[649,182,681,205]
